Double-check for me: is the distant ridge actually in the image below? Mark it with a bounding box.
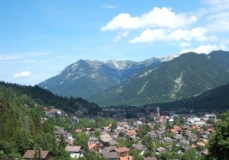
[89,51,229,106]
[38,57,161,98]
[38,50,229,106]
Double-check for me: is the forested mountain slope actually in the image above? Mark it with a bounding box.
[156,82,229,110]
[89,52,229,106]
[0,81,100,113]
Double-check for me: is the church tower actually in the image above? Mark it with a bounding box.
[156,106,160,120]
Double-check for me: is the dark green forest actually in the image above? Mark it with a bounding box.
[153,82,229,111]
[0,82,110,159]
[0,84,62,159]
[0,81,101,114]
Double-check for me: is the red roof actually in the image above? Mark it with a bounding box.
[115,147,130,153]
[75,129,83,133]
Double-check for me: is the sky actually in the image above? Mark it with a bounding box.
[1,0,229,86]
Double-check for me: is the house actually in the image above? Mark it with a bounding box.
[147,131,157,139]
[88,142,103,153]
[56,109,62,115]
[102,152,119,160]
[156,147,166,154]
[103,146,117,153]
[173,125,182,134]
[65,146,83,158]
[89,136,99,143]
[50,108,57,116]
[172,135,184,142]
[23,150,50,160]
[155,130,165,137]
[54,129,73,145]
[109,139,118,146]
[120,156,134,160]
[100,132,113,145]
[204,114,216,120]
[125,130,137,139]
[132,144,146,155]
[163,137,174,143]
[114,147,130,157]
[75,129,83,133]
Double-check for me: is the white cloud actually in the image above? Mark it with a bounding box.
[202,0,229,32]
[101,7,196,31]
[130,27,213,43]
[202,0,229,12]
[13,71,32,79]
[168,27,208,41]
[206,12,229,32]
[130,29,166,43]
[180,44,225,54]
[179,42,190,47]
[113,31,129,42]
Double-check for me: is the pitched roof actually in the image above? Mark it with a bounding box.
[65,146,81,152]
[23,150,49,159]
[75,129,83,133]
[170,129,178,133]
[132,144,145,151]
[115,147,130,153]
[88,143,97,150]
[102,152,119,159]
[148,131,157,136]
[104,146,117,152]
[126,130,136,136]
[120,156,133,160]
[109,139,118,145]
[173,125,182,131]
[156,147,166,153]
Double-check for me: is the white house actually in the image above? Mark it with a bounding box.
[65,146,83,158]
[204,114,216,120]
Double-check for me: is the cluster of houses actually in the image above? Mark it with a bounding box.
[21,106,217,160]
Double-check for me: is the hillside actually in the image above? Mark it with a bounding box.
[208,50,229,71]
[157,82,229,110]
[89,52,229,106]
[38,58,161,98]
[0,81,100,113]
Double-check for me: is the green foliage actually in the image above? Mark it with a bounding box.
[0,81,101,114]
[74,133,89,151]
[166,119,171,130]
[207,110,229,160]
[142,135,153,151]
[206,118,215,125]
[173,116,181,126]
[0,84,58,158]
[117,138,133,148]
[157,82,229,111]
[81,150,107,160]
[94,130,101,138]
[136,124,151,138]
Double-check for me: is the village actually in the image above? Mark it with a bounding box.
[22,106,217,160]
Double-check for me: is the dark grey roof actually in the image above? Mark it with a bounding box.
[132,144,146,151]
[102,152,119,159]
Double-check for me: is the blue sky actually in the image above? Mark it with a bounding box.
[0,0,229,85]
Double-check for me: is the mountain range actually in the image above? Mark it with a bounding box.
[38,57,162,98]
[38,50,229,106]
